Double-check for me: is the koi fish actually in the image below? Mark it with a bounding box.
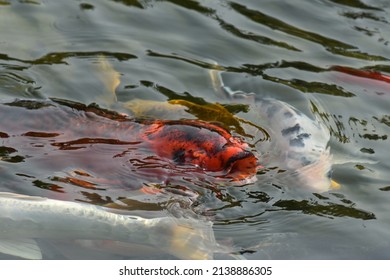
[142,119,258,180]
[252,98,337,192]
[0,192,224,260]
[210,69,338,192]
[0,98,258,200]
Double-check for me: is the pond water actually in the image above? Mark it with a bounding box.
[0,0,389,259]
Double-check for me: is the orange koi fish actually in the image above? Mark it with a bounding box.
[142,119,258,178]
[0,99,258,200]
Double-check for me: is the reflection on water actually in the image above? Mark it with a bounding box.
[0,0,389,259]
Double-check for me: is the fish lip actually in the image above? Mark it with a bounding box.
[221,150,259,180]
[224,150,255,170]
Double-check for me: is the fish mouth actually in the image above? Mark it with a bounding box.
[223,150,259,182]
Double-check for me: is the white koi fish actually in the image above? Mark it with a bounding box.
[251,97,337,192]
[0,192,224,260]
[210,68,338,192]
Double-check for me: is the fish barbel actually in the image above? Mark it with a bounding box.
[0,192,222,260]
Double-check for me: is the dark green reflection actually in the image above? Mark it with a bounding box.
[379,186,390,191]
[216,17,301,51]
[329,0,383,11]
[364,65,390,73]
[342,11,388,23]
[273,199,376,220]
[76,191,165,211]
[0,51,136,66]
[32,180,64,193]
[141,80,251,115]
[374,115,390,127]
[146,49,221,71]
[147,50,356,97]
[262,75,355,97]
[229,2,388,61]
[32,51,137,65]
[4,99,54,110]
[111,0,144,9]
[80,3,94,10]
[0,146,25,163]
[164,0,215,15]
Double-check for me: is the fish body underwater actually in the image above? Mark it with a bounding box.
[0,192,223,260]
[0,98,258,200]
[213,71,334,192]
[253,98,333,192]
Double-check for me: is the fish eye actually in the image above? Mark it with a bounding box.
[326,170,333,179]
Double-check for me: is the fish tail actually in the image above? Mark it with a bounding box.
[168,218,217,260]
[95,55,121,104]
[148,216,230,260]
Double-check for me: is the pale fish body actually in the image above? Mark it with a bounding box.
[214,72,334,192]
[253,97,333,192]
[0,192,221,260]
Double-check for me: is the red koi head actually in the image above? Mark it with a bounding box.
[142,120,259,182]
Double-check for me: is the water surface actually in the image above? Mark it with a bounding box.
[0,0,389,259]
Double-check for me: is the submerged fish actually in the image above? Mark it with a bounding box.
[252,98,336,192]
[0,98,258,200]
[331,65,390,85]
[0,192,224,260]
[210,69,337,192]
